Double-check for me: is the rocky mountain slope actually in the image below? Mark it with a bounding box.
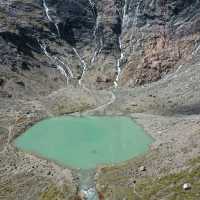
[1,0,200,93]
[0,0,200,199]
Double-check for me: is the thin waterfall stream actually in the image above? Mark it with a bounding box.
[42,0,74,83]
[114,0,127,88]
[129,0,142,52]
[72,47,88,85]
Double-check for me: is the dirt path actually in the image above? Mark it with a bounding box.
[84,90,116,114]
[81,83,116,114]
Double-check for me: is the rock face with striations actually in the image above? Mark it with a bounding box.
[0,0,200,94]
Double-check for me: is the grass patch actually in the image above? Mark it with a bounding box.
[97,156,200,200]
[135,165,200,200]
[39,184,74,200]
[39,185,65,200]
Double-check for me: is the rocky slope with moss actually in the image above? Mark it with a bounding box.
[0,0,200,199]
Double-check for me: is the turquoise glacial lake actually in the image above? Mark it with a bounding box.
[14,116,153,169]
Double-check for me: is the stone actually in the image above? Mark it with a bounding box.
[182,183,192,190]
[139,166,146,172]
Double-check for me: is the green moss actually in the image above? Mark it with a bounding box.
[97,156,200,200]
[189,156,200,166]
[0,181,15,200]
[0,179,75,200]
[39,184,71,200]
[135,165,200,200]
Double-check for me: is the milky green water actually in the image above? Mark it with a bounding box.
[14,116,153,169]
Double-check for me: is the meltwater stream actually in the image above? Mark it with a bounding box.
[14,116,153,199]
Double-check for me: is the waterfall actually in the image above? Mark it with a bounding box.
[149,0,156,8]
[38,40,73,82]
[162,64,183,81]
[73,48,87,85]
[54,57,74,79]
[88,0,95,9]
[55,23,61,37]
[122,0,129,25]
[41,1,75,83]
[42,0,89,85]
[91,38,103,64]
[192,42,200,56]
[129,0,142,50]
[91,12,98,63]
[114,1,127,88]
[114,37,124,88]
[90,2,104,64]
[43,0,60,37]
[91,50,98,64]
[39,41,52,59]
[43,0,52,22]
[91,20,103,64]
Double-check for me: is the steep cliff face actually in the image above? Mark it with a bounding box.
[0,0,200,94]
[120,0,200,86]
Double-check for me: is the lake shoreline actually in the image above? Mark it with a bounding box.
[1,81,200,199]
